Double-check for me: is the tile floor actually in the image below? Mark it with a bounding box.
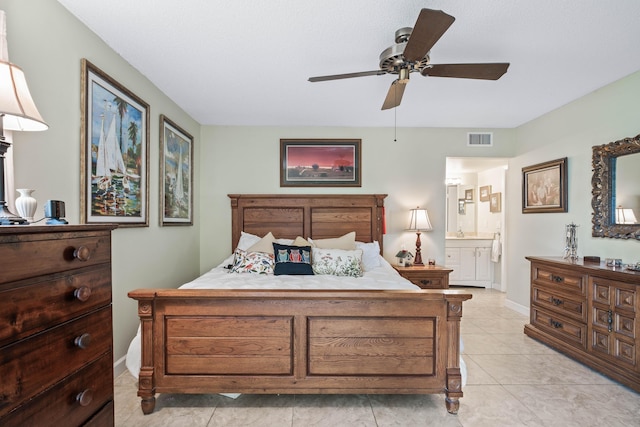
[114,288,640,426]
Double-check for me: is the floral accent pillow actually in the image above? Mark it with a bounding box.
[230,248,274,274]
[311,248,364,277]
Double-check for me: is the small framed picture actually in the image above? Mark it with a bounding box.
[458,199,466,215]
[465,189,474,202]
[490,192,502,213]
[479,185,492,202]
[522,157,568,213]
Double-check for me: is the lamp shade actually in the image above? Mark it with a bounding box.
[616,206,638,224]
[407,207,433,231]
[0,60,47,131]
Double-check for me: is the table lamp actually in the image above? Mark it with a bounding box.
[407,207,432,265]
[0,10,48,225]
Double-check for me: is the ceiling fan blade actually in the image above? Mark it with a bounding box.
[309,70,387,82]
[422,63,510,80]
[403,8,455,62]
[381,81,407,110]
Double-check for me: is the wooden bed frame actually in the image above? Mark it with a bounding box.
[128,194,471,415]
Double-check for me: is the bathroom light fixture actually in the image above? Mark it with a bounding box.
[0,11,48,224]
[406,207,433,265]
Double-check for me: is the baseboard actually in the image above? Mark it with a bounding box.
[114,354,127,378]
[504,298,529,316]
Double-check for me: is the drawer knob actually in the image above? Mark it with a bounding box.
[74,286,92,302]
[550,320,563,329]
[76,389,94,407]
[74,333,92,349]
[551,297,563,306]
[420,280,432,285]
[551,275,564,283]
[73,246,91,262]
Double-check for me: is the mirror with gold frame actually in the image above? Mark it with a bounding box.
[592,134,640,240]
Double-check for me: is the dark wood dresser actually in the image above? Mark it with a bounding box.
[392,264,452,289]
[0,224,116,426]
[525,256,640,392]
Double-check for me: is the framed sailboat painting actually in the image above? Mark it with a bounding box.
[160,115,193,226]
[80,59,149,226]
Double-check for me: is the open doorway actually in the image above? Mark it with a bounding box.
[445,157,509,291]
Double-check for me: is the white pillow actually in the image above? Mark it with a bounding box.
[237,231,261,251]
[311,248,363,277]
[308,231,356,250]
[355,241,381,271]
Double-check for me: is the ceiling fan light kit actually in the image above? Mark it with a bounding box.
[309,8,510,110]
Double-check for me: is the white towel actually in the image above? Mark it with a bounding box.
[491,236,501,263]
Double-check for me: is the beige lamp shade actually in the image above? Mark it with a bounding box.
[0,60,47,131]
[407,207,433,231]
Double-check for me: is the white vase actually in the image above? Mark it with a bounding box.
[15,189,37,222]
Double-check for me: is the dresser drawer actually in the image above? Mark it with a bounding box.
[0,265,112,346]
[0,306,112,417]
[401,273,447,289]
[531,307,587,349]
[0,233,112,283]
[531,263,586,296]
[532,286,586,322]
[0,352,113,427]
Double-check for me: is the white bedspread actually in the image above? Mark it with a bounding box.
[125,256,467,386]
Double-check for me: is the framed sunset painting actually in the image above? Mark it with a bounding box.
[280,139,361,187]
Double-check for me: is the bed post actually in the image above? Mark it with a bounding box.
[129,291,157,414]
[444,294,468,414]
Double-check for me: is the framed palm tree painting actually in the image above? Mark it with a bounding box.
[160,115,194,226]
[80,59,149,226]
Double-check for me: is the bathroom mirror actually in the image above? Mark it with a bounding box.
[592,134,640,240]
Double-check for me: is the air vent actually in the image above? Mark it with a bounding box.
[467,132,493,147]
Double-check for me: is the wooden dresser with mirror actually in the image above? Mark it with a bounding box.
[0,224,116,426]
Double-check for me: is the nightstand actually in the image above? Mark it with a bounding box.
[393,264,453,289]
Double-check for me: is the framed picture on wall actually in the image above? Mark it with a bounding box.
[465,189,474,201]
[490,192,502,213]
[280,139,361,187]
[80,59,149,226]
[479,185,492,202]
[160,115,194,226]
[522,157,568,213]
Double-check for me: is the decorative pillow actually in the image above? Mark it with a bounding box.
[311,248,363,277]
[308,231,356,250]
[230,248,274,274]
[273,243,314,275]
[247,232,276,253]
[356,241,381,271]
[291,236,311,246]
[237,231,261,251]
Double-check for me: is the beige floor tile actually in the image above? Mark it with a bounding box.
[456,385,545,427]
[292,394,376,427]
[209,394,294,427]
[504,384,640,427]
[369,394,462,426]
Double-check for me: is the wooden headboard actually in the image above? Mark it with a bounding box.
[228,194,387,254]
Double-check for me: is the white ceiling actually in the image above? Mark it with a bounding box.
[56,0,640,129]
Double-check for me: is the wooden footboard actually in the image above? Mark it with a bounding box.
[128,289,471,415]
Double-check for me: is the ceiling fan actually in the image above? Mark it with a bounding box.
[308,8,510,110]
